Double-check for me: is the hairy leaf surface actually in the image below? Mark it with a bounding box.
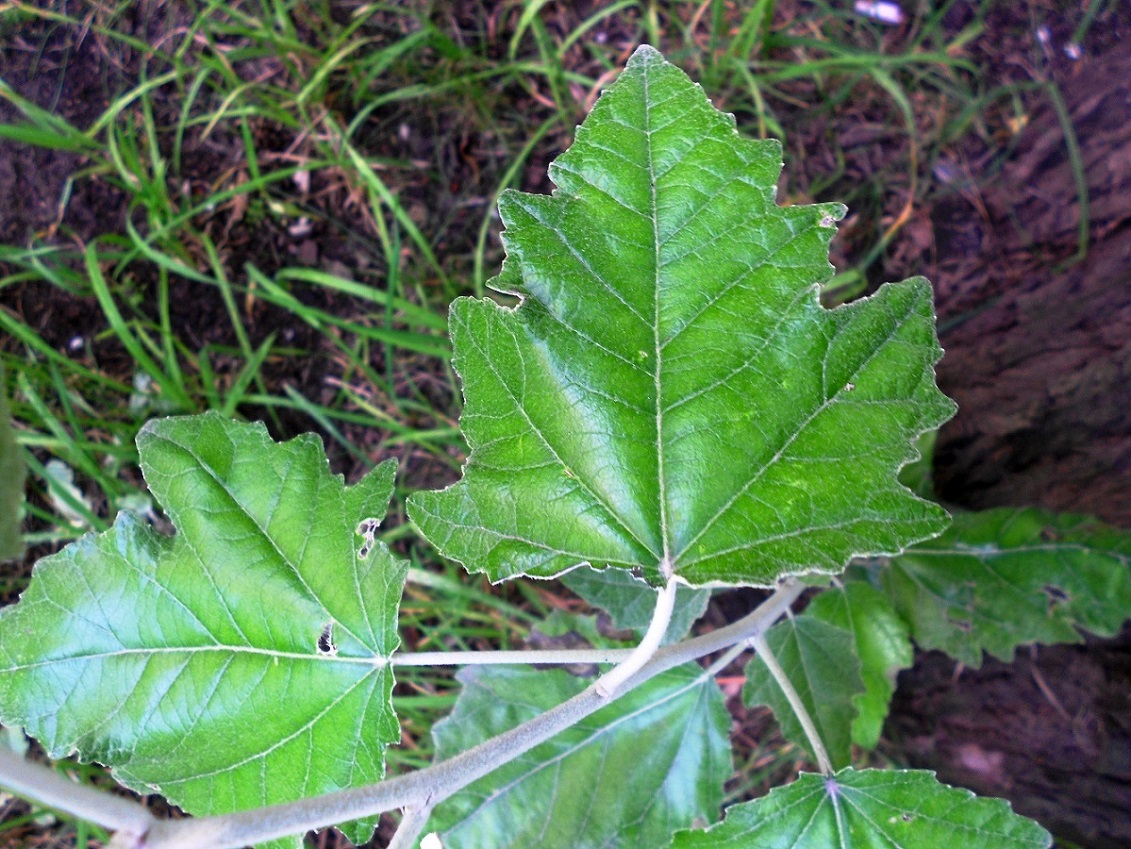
[0,363,23,561]
[880,508,1131,666]
[671,768,1051,848]
[408,45,954,587]
[0,413,406,846]
[744,614,863,769]
[806,581,913,749]
[427,664,731,848]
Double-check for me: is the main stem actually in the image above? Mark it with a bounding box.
[0,581,803,849]
[0,747,155,842]
[143,580,803,848]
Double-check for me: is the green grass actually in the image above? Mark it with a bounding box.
[0,0,1081,843]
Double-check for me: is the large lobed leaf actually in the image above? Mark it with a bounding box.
[408,45,954,588]
[672,767,1051,848]
[0,413,406,846]
[879,507,1131,666]
[426,663,731,848]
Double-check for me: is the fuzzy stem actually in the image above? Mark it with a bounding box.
[0,582,803,849]
[391,647,634,667]
[749,630,833,775]
[387,800,436,849]
[594,572,677,698]
[0,747,154,842]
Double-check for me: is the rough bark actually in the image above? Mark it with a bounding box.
[931,44,1131,526]
[887,42,1131,849]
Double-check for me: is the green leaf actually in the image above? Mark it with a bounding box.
[671,767,1051,848]
[560,565,710,643]
[0,362,24,561]
[806,581,913,749]
[427,663,731,848]
[0,412,406,846]
[879,507,1131,666]
[408,44,954,588]
[533,608,623,650]
[744,614,863,769]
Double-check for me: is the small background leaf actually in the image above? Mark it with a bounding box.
[806,581,913,749]
[0,413,406,846]
[0,362,24,561]
[744,614,863,769]
[877,507,1131,666]
[671,767,1051,848]
[427,663,731,848]
[559,565,710,643]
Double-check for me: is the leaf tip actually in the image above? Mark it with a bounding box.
[627,43,665,67]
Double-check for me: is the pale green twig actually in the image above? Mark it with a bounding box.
[391,647,634,667]
[749,630,833,775]
[0,747,154,843]
[594,572,678,698]
[388,799,437,849]
[142,580,803,849]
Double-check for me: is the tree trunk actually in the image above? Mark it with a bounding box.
[886,42,1131,849]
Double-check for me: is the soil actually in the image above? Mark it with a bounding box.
[1,1,1130,847]
[889,629,1131,849]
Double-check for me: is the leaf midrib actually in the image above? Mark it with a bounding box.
[3,644,384,673]
[643,54,673,574]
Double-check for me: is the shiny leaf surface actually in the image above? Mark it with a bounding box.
[427,663,731,848]
[408,45,954,587]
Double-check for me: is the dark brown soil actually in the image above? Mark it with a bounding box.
[889,629,1131,849]
[0,6,463,500]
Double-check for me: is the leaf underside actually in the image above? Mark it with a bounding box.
[0,413,406,846]
[427,664,731,848]
[408,44,954,588]
[744,614,863,769]
[671,767,1051,848]
[878,507,1131,666]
